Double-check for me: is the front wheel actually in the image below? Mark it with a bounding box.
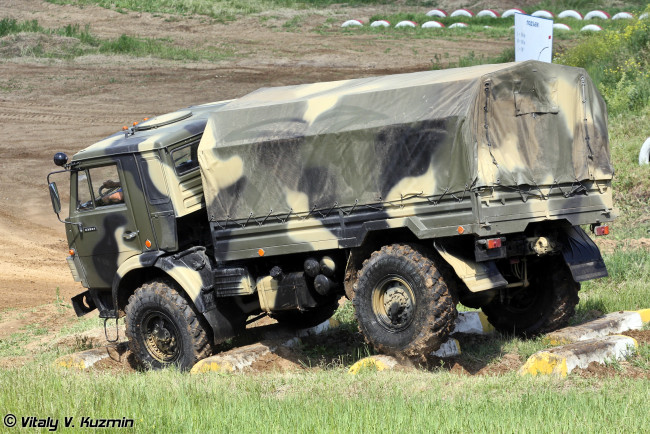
[482,256,580,336]
[125,279,213,370]
[353,244,457,358]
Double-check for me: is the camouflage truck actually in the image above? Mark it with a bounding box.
[48,61,614,370]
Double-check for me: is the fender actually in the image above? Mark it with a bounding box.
[112,247,215,314]
[433,240,507,292]
[111,250,166,315]
[155,246,216,313]
[112,247,244,344]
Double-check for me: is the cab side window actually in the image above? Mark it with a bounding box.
[76,164,124,211]
[91,165,124,207]
[172,140,200,175]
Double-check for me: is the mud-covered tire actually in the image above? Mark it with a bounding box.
[353,244,457,357]
[482,256,580,336]
[125,279,213,370]
[270,301,339,329]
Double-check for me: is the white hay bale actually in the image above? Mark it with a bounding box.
[612,12,634,20]
[553,23,572,31]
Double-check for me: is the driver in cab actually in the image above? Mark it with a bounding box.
[98,179,124,205]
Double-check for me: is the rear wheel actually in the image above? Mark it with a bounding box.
[482,256,580,336]
[353,244,457,357]
[125,279,213,370]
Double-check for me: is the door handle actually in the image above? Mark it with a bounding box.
[122,231,139,240]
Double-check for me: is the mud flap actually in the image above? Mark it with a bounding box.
[434,241,507,292]
[71,290,97,317]
[154,246,246,344]
[202,299,247,344]
[560,226,608,282]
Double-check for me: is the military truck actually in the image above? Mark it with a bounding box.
[48,61,614,370]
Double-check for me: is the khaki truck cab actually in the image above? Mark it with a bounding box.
[49,61,614,370]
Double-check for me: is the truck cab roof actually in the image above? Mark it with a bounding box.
[72,100,233,162]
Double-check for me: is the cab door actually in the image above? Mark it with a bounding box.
[67,159,142,288]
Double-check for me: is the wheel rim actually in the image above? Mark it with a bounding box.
[142,310,181,363]
[500,286,542,315]
[371,275,415,333]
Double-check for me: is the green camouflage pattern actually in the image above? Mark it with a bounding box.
[197,61,612,261]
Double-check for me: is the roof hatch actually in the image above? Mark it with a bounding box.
[135,110,193,131]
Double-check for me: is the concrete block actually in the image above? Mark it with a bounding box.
[519,335,638,377]
[55,343,128,370]
[190,343,273,374]
[348,355,400,374]
[453,311,495,335]
[431,338,461,357]
[547,311,647,345]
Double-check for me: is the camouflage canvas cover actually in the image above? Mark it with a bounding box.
[198,61,612,224]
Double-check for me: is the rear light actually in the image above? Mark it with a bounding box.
[69,249,75,256]
[487,238,502,249]
[594,225,609,236]
[478,237,505,249]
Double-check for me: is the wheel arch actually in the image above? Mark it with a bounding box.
[112,249,212,317]
[343,228,420,299]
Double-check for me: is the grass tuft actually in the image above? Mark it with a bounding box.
[0,18,233,61]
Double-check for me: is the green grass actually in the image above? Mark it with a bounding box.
[574,249,650,324]
[58,313,104,336]
[0,18,41,36]
[632,344,650,370]
[42,0,650,21]
[44,0,393,22]
[0,333,29,357]
[0,367,648,432]
[0,18,233,61]
[607,107,650,236]
[556,8,650,115]
[533,0,648,15]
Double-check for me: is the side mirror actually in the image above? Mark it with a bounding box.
[49,182,61,215]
